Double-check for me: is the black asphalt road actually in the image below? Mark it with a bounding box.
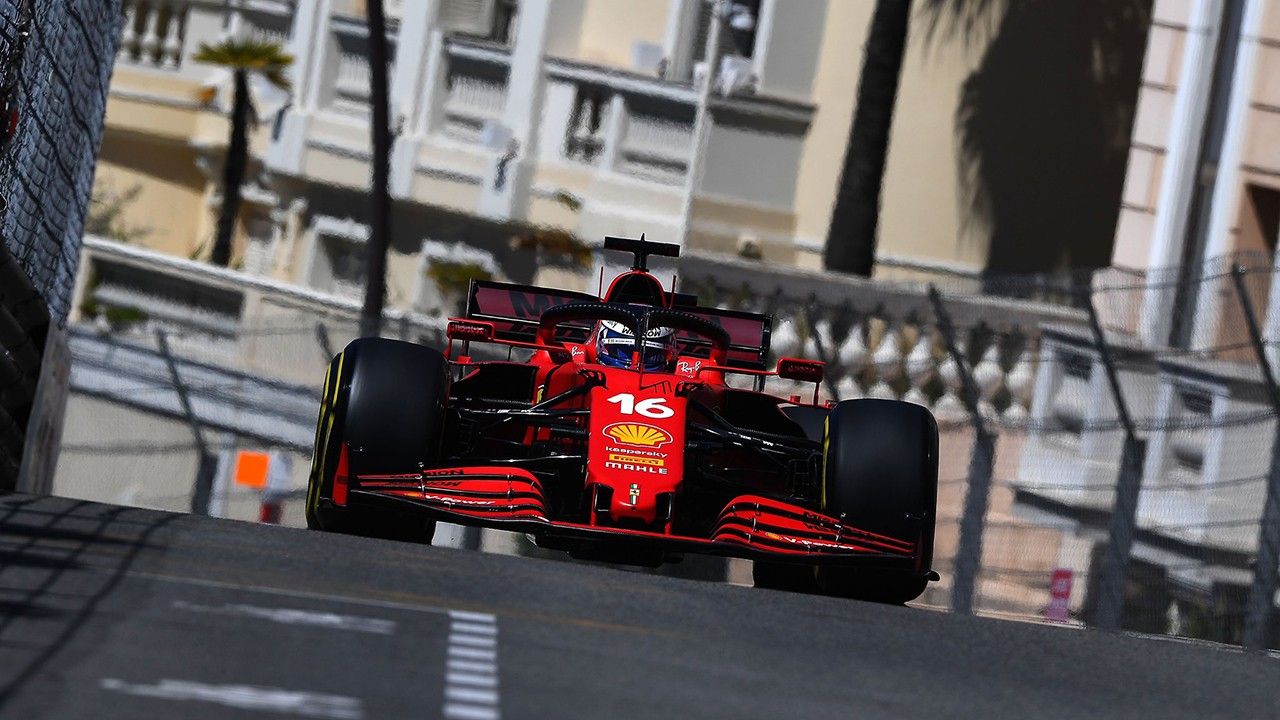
[0,493,1276,720]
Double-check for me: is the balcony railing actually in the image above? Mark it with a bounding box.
[439,39,510,144]
[117,1,294,73]
[118,0,187,69]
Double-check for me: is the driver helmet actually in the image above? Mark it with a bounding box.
[595,320,677,372]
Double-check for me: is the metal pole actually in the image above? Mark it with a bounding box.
[1079,287,1145,631]
[360,0,393,338]
[928,286,995,615]
[155,329,215,515]
[315,321,334,360]
[1231,266,1280,651]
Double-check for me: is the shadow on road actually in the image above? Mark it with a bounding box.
[0,494,176,707]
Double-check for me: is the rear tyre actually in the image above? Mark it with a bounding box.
[816,399,938,605]
[306,337,448,543]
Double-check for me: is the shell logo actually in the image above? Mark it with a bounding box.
[603,422,673,448]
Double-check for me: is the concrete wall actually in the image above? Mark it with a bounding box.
[572,0,671,70]
[92,131,210,258]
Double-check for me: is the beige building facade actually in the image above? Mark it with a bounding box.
[1110,0,1280,350]
[92,0,1152,314]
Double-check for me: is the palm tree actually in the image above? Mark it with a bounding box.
[193,39,292,267]
[823,0,911,277]
[359,0,393,338]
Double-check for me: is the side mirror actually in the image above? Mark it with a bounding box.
[776,357,825,383]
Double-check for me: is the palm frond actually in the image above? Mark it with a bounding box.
[193,38,294,90]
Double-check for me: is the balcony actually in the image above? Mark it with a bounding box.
[116,0,293,75]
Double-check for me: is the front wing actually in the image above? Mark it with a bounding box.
[349,467,922,567]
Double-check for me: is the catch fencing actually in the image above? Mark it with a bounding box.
[680,250,1280,651]
[0,0,121,489]
[56,236,1280,651]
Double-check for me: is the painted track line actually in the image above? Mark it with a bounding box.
[443,610,500,720]
[99,678,364,719]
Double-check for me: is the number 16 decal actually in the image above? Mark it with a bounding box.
[606,393,674,418]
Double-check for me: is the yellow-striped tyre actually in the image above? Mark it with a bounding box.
[306,337,448,542]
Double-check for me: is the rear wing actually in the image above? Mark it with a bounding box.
[669,306,771,369]
[466,279,772,369]
[466,280,598,343]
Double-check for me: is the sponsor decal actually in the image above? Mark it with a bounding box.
[603,461,669,475]
[604,444,667,458]
[677,359,703,375]
[607,453,664,467]
[602,422,673,448]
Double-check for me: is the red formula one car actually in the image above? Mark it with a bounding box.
[306,237,938,603]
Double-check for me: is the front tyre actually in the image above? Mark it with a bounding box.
[816,399,938,604]
[305,338,448,543]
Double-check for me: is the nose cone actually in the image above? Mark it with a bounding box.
[586,382,684,528]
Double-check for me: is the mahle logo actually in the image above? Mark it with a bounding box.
[602,422,673,448]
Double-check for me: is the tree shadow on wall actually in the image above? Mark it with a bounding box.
[919,0,1153,277]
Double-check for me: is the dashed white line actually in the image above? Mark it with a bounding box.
[442,704,499,720]
[445,687,500,704]
[448,659,496,673]
[448,610,495,623]
[450,634,497,648]
[99,678,363,719]
[446,672,498,687]
[443,610,500,720]
[448,646,497,661]
[172,600,397,635]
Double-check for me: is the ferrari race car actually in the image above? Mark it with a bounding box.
[306,236,938,603]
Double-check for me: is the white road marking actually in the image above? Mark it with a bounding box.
[446,672,498,687]
[446,687,499,704]
[448,610,495,623]
[172,600,396,635]
[443,611,500,720]
[442,703,499,720]
[448,659,496,673]
[99,678,363,719]
[448,646,496,661]
[450,634,497,648]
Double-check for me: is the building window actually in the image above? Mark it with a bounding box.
[693,0,761,64]
[440,0,518,45]
[314,234,367,300]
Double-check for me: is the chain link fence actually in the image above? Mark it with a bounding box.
[0,0,121,490]
[1,0,120,322]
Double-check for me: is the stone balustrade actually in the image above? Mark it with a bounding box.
[677,250,1087,423]
[118,0,188,69]
[117,1,294,73]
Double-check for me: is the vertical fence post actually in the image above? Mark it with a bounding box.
[928,286,995,615]
[1080,288,1144,631]
[315,322,334,360]
[1230,266,1280,651]
[155,329,216,515]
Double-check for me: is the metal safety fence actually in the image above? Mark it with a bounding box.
[53,236,1280,651]
[0,0,121,490]
[679,250,1280,652]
